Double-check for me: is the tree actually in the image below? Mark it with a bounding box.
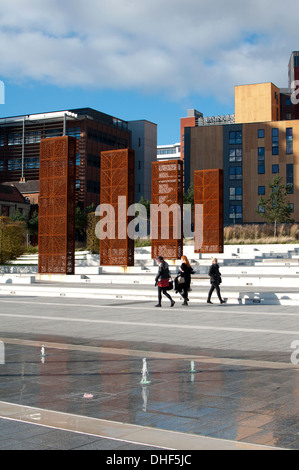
[183,183,194,207]
[257,175,294,237]
[0,216,26,263]
[137,196,151,218]
[75,203,96,237]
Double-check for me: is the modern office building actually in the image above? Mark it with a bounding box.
[183,52,299,225]
[157,143,181,161]
[128,120,157,202]
[0,108,157,208]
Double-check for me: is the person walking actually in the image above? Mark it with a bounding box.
[155,256,175,308]
[175,255,195,306]
[207,258,225,304]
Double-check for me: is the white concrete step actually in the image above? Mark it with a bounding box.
[0,282,298,305]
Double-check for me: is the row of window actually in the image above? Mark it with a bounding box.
[229,128,294,157]
[259,127,293,155]
[258,203,294,214]
[157,147,180,155]
[0,153,81,171]
[0,127,81,147]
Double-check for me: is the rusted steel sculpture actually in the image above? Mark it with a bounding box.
[194,169,224,254]
[151,160,183,259]
[100,149,135,266]
[38,136,76,274]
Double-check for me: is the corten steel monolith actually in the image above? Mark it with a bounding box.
[38,136,76,274]
[194,169,224,254]
[100,149,135,266]
[151,160,183,259]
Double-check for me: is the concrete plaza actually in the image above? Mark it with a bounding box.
[0,285,299,450]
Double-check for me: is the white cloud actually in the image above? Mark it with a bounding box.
[0,0,297,100]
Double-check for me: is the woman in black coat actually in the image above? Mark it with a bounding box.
[175,255,194,306]
[207,258,225,304]
[155,256,175,307]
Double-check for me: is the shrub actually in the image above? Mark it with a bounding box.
[0,216,27,264]
[86,212,100,254]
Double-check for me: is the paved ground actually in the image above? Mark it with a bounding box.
[0,289,299,451]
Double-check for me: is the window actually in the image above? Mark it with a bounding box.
[258,205,265,214]
[229,131,242,145]
[229,166,242,180]
[258,129,265,139]
[235,187,242,199]
[8,133,22,146]
[286,164,294,194]
[258,186,265,195]
[229,148,242,162]
[258,147,265,157]
[45,129,62,138]
[272,164,279,174]
[76,153,81,166]
[286,128,293,155]
[229,205,242,219]
[230,187,242,200]
[258,152,265,174]
[67,127,81,139]
[157,148,177,155]
[288,203,294,213]
[272,128,279,155]
[25,157,39,169]
[25,131,41,144]
[7,159,22,171]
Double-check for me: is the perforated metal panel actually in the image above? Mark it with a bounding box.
[100,149,135,266]
[38,137,76,274]
[194,169,224,254]
[151,160,183,259]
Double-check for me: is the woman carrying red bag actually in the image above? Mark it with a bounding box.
[154,256,175,308]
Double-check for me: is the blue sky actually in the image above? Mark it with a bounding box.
[0,0,297,144]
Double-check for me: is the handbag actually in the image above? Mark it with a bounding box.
[166,280,173,291]
[177,275,185,284]
[158,278,169,288]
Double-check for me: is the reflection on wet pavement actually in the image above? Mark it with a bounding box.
[0,338,298,449]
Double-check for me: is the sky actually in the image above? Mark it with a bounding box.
[0,0,298,144]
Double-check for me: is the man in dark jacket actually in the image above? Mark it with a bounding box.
[207,258,225,304]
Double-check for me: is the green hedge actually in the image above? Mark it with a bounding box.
[0,216,27,264]
[86,212,100,254]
